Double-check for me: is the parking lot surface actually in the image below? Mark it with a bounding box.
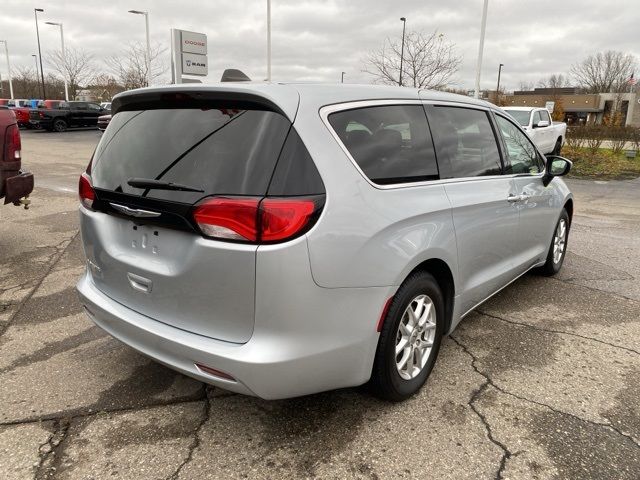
[1,130,639,479]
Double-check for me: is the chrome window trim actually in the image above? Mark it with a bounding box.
[319,99,542,191]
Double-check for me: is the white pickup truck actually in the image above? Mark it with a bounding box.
[503,107,567,155]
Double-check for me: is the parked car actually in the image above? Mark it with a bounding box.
[29,101,107,132]
[100,102,112,110]
[97,114,111,131]
[0,106,33,207]
[503,107,567,155]
[7,99,31,108]
[12,106,32,129]
[76,84,573,401]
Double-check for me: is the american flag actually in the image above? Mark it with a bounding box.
[628,73,637,86]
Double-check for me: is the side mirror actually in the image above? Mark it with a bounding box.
[535,120,550,128]
[543,155,572,186]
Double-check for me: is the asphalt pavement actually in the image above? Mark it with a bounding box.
[1,129,638,479]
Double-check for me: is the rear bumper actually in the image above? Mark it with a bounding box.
[77,262,393,399]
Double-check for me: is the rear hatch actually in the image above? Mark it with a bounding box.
[81,91,302,343]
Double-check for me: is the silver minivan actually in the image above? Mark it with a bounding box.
[77,84,573,401]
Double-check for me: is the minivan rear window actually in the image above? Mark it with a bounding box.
[91,108,291,204]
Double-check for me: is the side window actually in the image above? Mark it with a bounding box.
[87,104,101,111]
[71,103,86,110]
[428,106,502,178]
[328,105,438,185]
[533,111,542,126]
[540,110,551,124]
[495,115,543,174]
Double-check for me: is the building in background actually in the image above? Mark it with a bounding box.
[501,87,640,127]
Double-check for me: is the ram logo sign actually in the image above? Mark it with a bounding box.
[182,52,208,76]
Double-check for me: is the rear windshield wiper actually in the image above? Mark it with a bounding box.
[127,178,204,193]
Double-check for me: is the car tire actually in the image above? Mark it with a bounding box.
[53,119,68,132]
[537,209,570,276]
[370,271,445,402]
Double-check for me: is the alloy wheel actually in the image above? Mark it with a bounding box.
[395,294,437,380]
[553,219,567,264]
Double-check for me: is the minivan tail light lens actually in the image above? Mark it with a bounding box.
[193,197,259,241]
[4,124,21,161]
[260,198,316,242]
[193,196,322,243]
[79,173,95,209]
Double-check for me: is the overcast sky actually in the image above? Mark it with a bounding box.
[1,0,638,91]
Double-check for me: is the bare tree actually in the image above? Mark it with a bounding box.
[105,42,168,90]
[571,51,637,93]
[517,81,535,92]
[537,73,571,89]
[45,47,96,99]
[12,67,40,98]
[89,74,125,101]
[363,31,461,89]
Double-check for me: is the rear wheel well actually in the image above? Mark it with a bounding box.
[406,259,455,334]
[564,198,573,225]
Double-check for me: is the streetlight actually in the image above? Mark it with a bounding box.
[473,0,489,99]
[128,10,151,86]
[341,72,345,83]
[495,63,504,105]
[0,40,14,99]
[34,8,46,98]
[266,0,271,81]
[45,22,68,101]
[32,54,41,97]
[399,17,406,87]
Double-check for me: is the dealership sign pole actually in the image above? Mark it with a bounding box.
[171,29,208,84]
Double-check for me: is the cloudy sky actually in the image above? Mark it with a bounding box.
[1,0,638,91]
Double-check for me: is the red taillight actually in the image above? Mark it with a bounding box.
[193,196,321,243]
[261,198,316,242]
[193,197,260,241]
[4,124,21,161]
[79,173,95,209]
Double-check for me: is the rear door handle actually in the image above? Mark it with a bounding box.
[507,194,521,203]
[519,193,531,202]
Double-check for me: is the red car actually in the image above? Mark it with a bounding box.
[0,107,33,207]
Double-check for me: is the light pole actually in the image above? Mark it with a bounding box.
[473,0,489,99]
[128,10,151,86]
[0,40,14,99]
[266,0,272,81]
[32,54,42,97]
[495,63,504,105]
[45,22,68,101]
[341,72,345,83]
[399,17,406,87]
[34,8,46,98]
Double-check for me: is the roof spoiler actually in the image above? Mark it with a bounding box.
[220,69,251,82]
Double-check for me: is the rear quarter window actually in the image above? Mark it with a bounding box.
[328,105,439,185]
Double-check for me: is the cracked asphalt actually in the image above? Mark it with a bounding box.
[1,129,639,479]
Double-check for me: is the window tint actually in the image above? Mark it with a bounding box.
[428,106,502,178]
[91,108,291,204]
[87,103,101,111]
[328,105,438,185]
[268,128,325,196]
[495,115,543,174]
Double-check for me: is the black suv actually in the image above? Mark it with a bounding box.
[30,101,109,132]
